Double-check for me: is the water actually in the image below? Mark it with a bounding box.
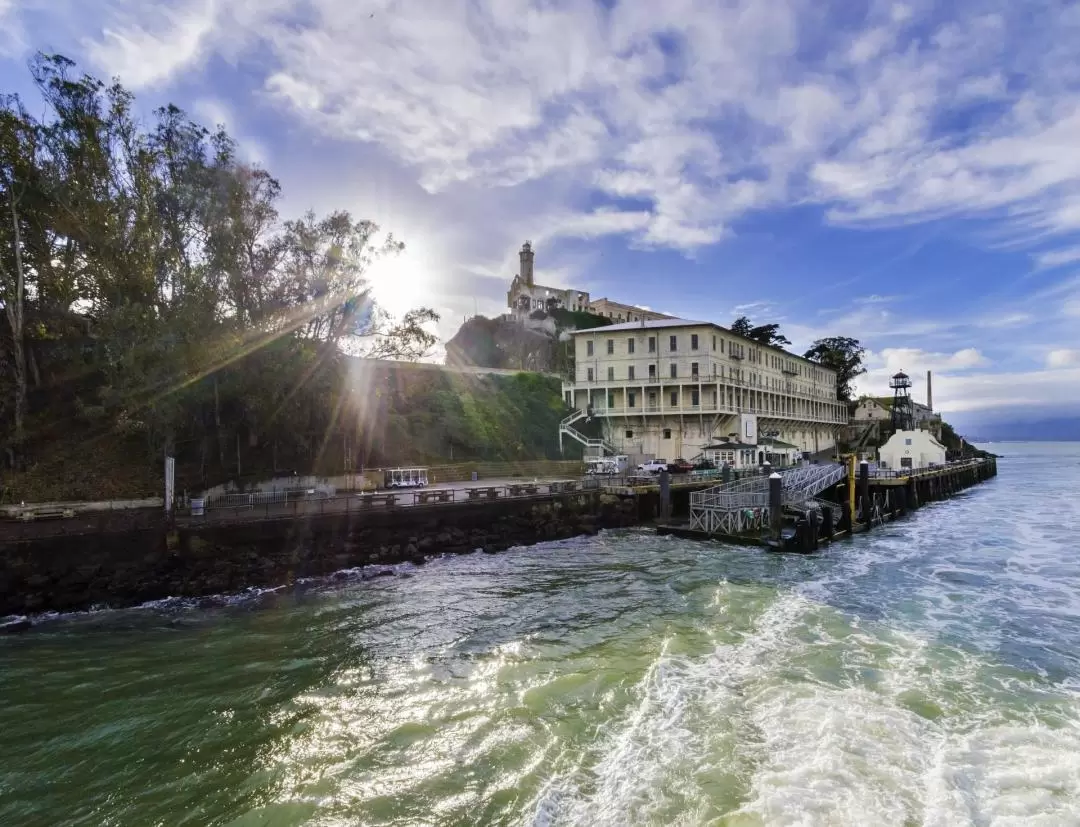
[2,444,1079,826]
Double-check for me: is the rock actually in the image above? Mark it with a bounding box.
[0,617,31,635]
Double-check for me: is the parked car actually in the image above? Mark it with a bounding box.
[637,459,669,474]
[668,458,694,474]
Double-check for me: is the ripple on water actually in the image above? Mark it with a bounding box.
[2,445,1080,826]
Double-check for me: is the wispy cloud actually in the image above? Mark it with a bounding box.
[30,0,1072,261]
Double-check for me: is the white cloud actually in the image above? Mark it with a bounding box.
[11,0,1075,265]
[1047,348,1080,368]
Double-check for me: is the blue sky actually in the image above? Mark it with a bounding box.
[3,0,1080,430]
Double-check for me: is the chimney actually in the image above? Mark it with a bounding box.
[926,370,933,412]
[520,241,535,287]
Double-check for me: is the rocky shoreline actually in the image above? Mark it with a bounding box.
[1,492,646,620]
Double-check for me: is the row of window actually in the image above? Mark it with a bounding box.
[582,333,834,384]
[586,332,717,357]
[587,362,716,381]
[605,389,704,409]
[583,363,829,397]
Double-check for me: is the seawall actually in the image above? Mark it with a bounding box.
[1,492,649,617]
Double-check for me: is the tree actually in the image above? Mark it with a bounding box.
[804,336,866,402]
[731,316,753,338]
[0,53,446,492]
[730,315,791,347]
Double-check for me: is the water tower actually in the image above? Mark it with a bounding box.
[890,370,914,432]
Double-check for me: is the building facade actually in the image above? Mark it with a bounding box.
[562,319,847,462]
[587,298,673,323]
[852,396,942,438]
[506,242,668,322]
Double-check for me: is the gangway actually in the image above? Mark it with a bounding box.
[688,463,847,535]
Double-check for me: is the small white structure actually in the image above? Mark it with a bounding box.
[878,429,946,471]
[384,468,429,488]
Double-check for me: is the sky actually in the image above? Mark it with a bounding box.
[3,0,1080,431]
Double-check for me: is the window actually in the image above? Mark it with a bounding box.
[691,334,699,350]
[625,429,634,439]
[649,391,657,407]
[905,438,912,445]
[670,363,677,378]
[628,392,636,408]
[720,339,725,354]
[586,341,594,357]
[712,335,717,351]
[663,428,672,439]
[713,363,718,377]
[691,361,699,379]
[607,367,615,381]
[628,338,635,354]
[648,336,656,353]
[669,335,678,351]
[691,389,700,406]
[586,368,594,381]
[607,393,615,408]
[606,339,614,355]
[628,366,636,380]
[648,364,656,379]
[670,391,678,406]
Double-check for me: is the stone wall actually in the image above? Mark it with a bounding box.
[1,493,644,617]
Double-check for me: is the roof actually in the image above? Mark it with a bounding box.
[569,317,711,333]
[703,441,754,450]
[758,437,800,449]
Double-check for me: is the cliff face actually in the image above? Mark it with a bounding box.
[445,316,560,372]
[445,310,611,373]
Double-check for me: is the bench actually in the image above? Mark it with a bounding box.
[358,493,398,507]
[415,489,453,504]
[13,506,77,522]
[507,484,539,497]
[466,487,502,501]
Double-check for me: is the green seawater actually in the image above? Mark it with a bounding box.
[2,443,1079,826]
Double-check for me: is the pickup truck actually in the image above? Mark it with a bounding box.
[637,459,669,474]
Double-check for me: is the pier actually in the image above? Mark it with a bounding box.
[656,456,998,551]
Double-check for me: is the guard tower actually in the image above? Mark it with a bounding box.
[890,370,914,432]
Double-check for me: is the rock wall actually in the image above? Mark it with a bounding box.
[1,493,644,617]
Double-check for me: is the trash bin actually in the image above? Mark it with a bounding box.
[191,498,205,517]
[471,472,478,482]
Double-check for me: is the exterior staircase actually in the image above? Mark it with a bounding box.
[559,409,616,457]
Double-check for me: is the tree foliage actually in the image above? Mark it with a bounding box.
[0,54,439,492]
[730,316,791,347]
[803,336,866,402]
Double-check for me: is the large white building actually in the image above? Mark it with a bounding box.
[561,319,847,462]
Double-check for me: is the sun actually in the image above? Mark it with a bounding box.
[367,243,433,319]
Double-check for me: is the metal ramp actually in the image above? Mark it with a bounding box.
[559,409,616,457]
[689,463,847,535]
